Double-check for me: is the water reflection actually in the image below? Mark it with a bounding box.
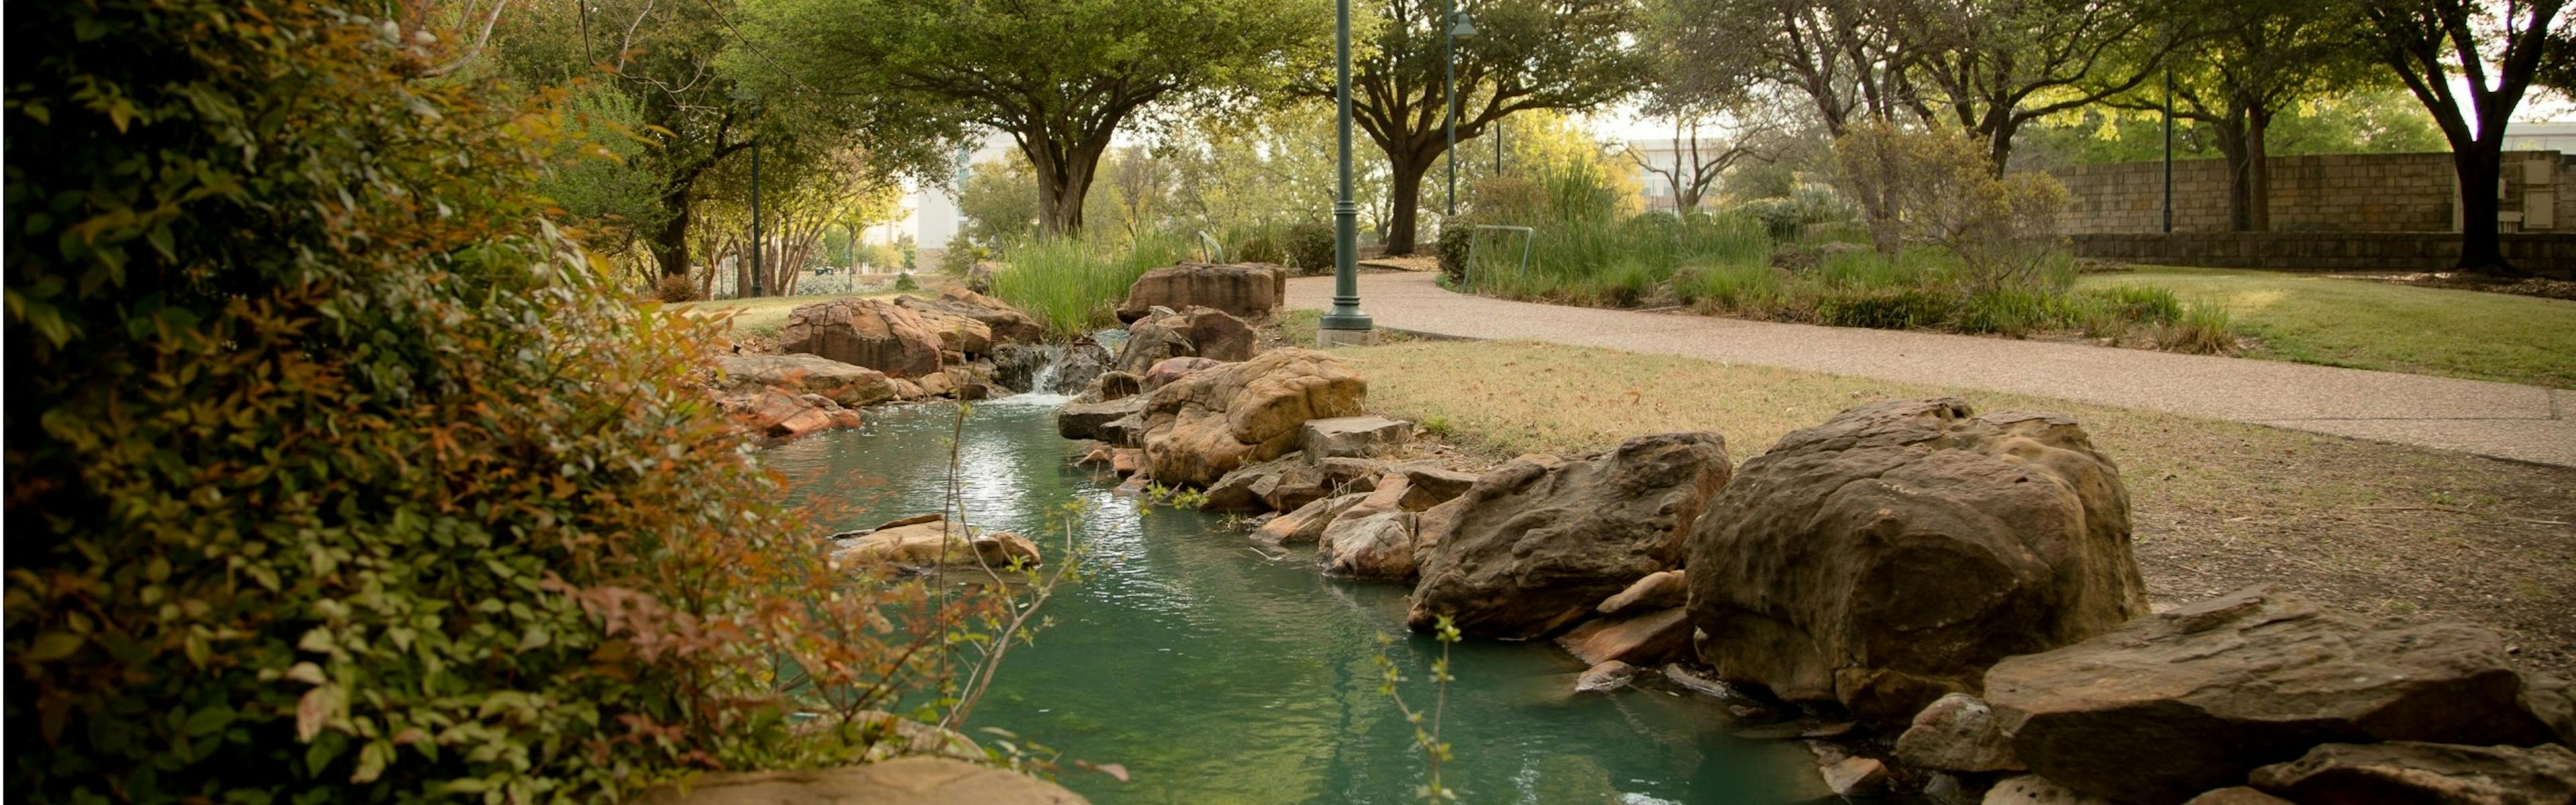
[766,401,1817,804]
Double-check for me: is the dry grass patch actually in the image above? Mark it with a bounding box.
[1339,339,2576,676]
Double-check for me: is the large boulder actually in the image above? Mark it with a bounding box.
[1303,416,1415,460]
[1143,356,1226,392]
[1985,586,2576,804]
[2249,742,2576,805]
[1555,607,1693,667]
[631,757,1088,805]
[898,287,1044,345]
[1317,474,1419,580]
[714,354,898,408]
[1057,395,1146,441]
[1138,349,1366,488]
[1112,306,1254,374]
[1684,398,2147,723]
[1116,262,1287,323]
[1407,432,1731,639]
[829,515,1040,574]
[1894,693,2023,774]
[1204,453,1331,513]
[724,388,862,440]
[903,305,994,358]
[781,297,943,378]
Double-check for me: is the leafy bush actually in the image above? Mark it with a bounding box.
[5,4,983,801]
[1815,288,1958,329]
[2084,284,2185,324]
[1287,221,1337,276]
[1835,121,2072,294]
[896,271,921,291]
[657,273,706,303]
[1436,223,1479,285]
[2157,301,2239,354]
[938,231,993,276]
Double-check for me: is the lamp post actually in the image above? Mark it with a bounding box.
[2161,68,2174,235]
[1444,5,1478,217]
[1318,0,1374,345]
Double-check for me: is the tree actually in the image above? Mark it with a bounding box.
[1907,0,2192,172]
[2100,0,2371,231]
[1656,0,1925,138]
[745,0,1332,235]
[2358,0,2568,272]
[1297,0,1650,254]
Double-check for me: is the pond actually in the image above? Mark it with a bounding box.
[769,396,1822,804]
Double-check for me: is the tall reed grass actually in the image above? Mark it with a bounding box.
[987,233,1187,339]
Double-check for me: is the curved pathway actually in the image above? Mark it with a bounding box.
[1287,271,2576,468]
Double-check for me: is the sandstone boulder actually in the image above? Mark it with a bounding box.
[1144,356,1226,392]
[781,297,943,378]
[1985,586,2575,804]
[1555,607,1693,667]
[1896,694,2023,773]
[1576,660,1638,694]
[1317,474,1419,580]
[2178,789,2296,805]
[1596,570,1688,616]
[1116,262,1287,323]
[716,354,899,408]
[830,516,1039,574]
[1112,306,1255,374]
[1389,462,1479,509]
[1079,371,1142,402]
[902,305,994,358]
[1302,415,1414,459]
[1138,349,1366,487]
[1983,775,2113,805]
[1255,492,1367,545]
[1096,414,1147,449]
[1686,398,2147,723]
[1057,395,1145,441]
[1408,431,1730,639]
[631,757,1088,805]
[2249,742,2576,805]
[1205,453,1334,513]
[727,388,861,440]
[898,287,1044,345]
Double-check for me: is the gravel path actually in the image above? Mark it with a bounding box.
[1287,271,2576,467]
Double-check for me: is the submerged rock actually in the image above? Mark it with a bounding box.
[1576,661,1638,694]
[1686,398,2147,724]
[1407,431,1730,639]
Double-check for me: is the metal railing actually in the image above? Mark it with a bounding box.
[1463,225,1535,292]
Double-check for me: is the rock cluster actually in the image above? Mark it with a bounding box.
[1114,262,1287,323]
[773,288,1047,400]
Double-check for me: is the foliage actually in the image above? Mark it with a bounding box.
[1373,616,1462,802]
[745,0,1334,233]
[940,232,996,277]
[2,3,1004,801]
[2024,89,2445,166]
[895,272,921,292]
[1295,0,1652,253]
[2355,0,2567,270]
[1835,122,2071,294]
[657,273,708,303]
[988,234,1191,339]
[959,156,1044,244]
[1287,222,1338,276]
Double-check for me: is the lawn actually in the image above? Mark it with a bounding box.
[2080,266,2576,388]
[1332,338,2576,678]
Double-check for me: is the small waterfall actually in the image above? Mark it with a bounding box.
[991,339,1111,397]
[1026,344,1065,394]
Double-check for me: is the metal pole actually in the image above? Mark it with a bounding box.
[751,139,764,297]
[1320,0,1372,339]
[1444,0,1458,217]
[2161,69,2174,235]
[1495,117,1503,175]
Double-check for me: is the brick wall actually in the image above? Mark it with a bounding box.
[2070,232,2576,276]
[2047,152,2576,235]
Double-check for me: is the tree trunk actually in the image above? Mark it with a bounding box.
[1027,138,1106,235]
[2246,110,2272,233]
[653,184,694,278]
[2210,116,2255,233]
[2455,148,2510,272]
[1383,151,1432,255]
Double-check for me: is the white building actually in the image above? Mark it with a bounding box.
[2503,121,2576,154]
[906,133,1018,266]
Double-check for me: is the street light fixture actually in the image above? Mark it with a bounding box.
[1444,5,1477,217]
[1319,0,1375,345]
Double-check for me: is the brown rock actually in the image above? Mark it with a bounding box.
[1255,492,1367,546]
[1301,415,1414,459]
[716,354,899,408]
[2251,742,2576,805]
[1138,349,1366,487]
[729,389,855,440]
[2179,788,2298,805]
[1821,757,1891,797]
[1576,660,1637,694]
[1316,474,1421,580]
[1986,586,2574,804]
[1896,693,2024,773]
[1407,432,1731,639]
[898,287,1044,345]
[830,517,1040,573]
[1143,356,1226,392]
[1108,449,1144,477]
[1390,463,1479,510]
[1556,607,1693,666]
[1079,370,1142,402]
[901,305,994,358]
[1112,306,1255,374]
[1982,775,2114,805]
[1686,398,2147,723]
[1057,394,1146,441]
[631,757,1087,805]
[915,371,955,398]
[1116,262,1287,322]
[781,297,944,378]
[1205,454,1330,513]
[1597,570,1688,616]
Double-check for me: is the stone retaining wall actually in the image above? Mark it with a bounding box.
[2047,151,2576,235]
[2070,231,2576,275]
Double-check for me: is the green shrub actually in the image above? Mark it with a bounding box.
[2158,301,2239,354]
[1676,264,1783,311]
[1436,223,1478,284]
[656,273,705,303]
[1816,288,1957,329]
[1955,288,2057,336]
[939,231,992,276]
[895,271,921,291]
[2085,284,2185,324]
[1223,221,1291,265]
[6,3,986,801]
[1287,221,1337,276]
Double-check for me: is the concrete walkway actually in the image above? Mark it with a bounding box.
[1287,271,2576,468]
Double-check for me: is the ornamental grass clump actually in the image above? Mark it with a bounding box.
[5,3,1014,800]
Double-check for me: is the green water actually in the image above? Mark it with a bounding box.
[769,397,1820,804]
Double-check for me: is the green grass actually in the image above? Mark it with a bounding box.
[988,233,1188,339]
[2080,267,2576,388]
